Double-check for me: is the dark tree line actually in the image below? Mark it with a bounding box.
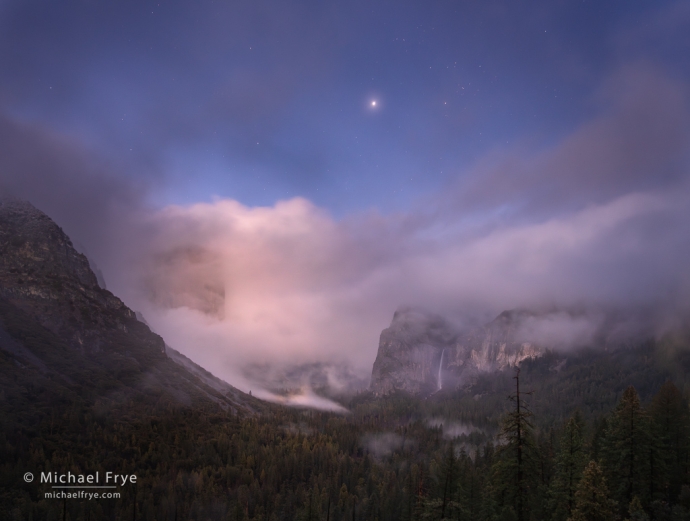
[2,373,690,520]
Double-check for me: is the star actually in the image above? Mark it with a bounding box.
[371,100,377,107]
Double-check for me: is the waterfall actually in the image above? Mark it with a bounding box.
[437,348,446,390]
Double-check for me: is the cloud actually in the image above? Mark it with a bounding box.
[2,63,690,400]
[128,189,689,393]
[513,311,603,350]
[0,115,163,307]
[410,191,689,310]
[437,63,688,221]
[127,198,399,386]
[123,66,689,392]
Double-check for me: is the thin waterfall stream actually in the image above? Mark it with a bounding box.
[437,348,446,390]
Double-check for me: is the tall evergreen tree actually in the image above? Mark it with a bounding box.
[627,496,649,521]
[549,412,587,521]
[456,451,483,521]
[649,381,690,502]
[492,369,540,521]
[567,460,617,521]
[589,417,608,463]
[602,386,651,510]
[422,444,458,520]
[438,443,458,520]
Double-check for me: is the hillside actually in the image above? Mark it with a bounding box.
[0,197,258,419]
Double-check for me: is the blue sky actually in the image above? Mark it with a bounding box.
[2,0,686,215]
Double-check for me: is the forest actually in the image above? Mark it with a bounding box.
[2,363,689,521]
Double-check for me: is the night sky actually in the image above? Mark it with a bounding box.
[1,1,689,399]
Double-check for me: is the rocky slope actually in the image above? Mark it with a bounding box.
[0,198,156,353]
[0,197,258,416]
[370,307,545,396]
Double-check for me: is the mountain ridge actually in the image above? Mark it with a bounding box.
[0,197,258,417]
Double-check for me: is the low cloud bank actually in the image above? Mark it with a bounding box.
[516,311,603,351]
[253,387,349,414]
[131,188,690,391]
[427,418,484,439]
[242,361,370,396]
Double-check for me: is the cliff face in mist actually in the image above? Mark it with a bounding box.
[0,197,159,354]
[0,198,256,415]
[370,308,544,396]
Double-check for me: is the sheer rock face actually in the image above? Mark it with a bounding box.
[370,308,544,396]
[0,197,148,354]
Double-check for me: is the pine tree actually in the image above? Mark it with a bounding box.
[549,412,587,521]
[438,443,458,520]
[567,460,617,521]
[401,468,414,521]
[589,417,608,463]
[491,368,540,521]
[602,386,651,510]
[627,495,649,521]
[421,445,458,520]
[648,381,690,502]
[456,451,483,521]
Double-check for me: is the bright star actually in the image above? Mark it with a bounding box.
[371,100,377,107]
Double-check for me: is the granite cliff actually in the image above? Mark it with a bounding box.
[370,307,545,396]
[0,198,156,355]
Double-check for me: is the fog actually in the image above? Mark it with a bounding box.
[427,419,484,440]
[362,433,405,459]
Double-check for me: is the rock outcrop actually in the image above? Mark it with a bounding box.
[0,197,159,354]
[0,197,258,414]
[370,307,544,396]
